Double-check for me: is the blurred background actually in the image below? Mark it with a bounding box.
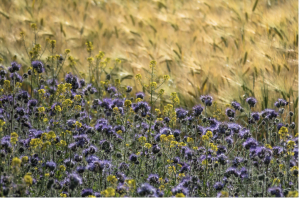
[0,0,298,120]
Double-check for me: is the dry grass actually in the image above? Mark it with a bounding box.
[0,0,298,113]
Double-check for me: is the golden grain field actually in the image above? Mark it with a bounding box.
[0,0,298,115]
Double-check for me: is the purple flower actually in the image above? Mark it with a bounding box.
[224,167,239,177]
[129,154,138,162]
[213,182,224,191]
[246,97,257,107]
[251,112,260,121]
[68,173,82,190]
[81,188,93,197]
[193,105,203,116]
[147,174,159,185]
[137,183,156,196]
[136,92,145,99]
[31,61,44,73]
[261,109,278,120]
[274,99,288,108]
[243,138,258,150]
[200,95,213,106]
[45,161,56,171]
[226,108,235,118]
[231,101,242,110]
[268,187,283,197]
[171,184,189,196]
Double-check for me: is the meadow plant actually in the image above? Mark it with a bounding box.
[0,13,298,198]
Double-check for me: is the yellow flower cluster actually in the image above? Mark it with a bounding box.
[144,143,152,149]
[10,132,18,145]
[107,175,118,184]
[171,92,180,105]
[138,136,146,143]
[278,127,289,140]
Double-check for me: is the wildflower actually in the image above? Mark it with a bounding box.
[137,183,156,196]
[107,175,118,184]
[22,156,29,163]
[138,136,147,143]
[287,191,299,197]
[272,178,280,186]
[265,144,272,149]
[202,135,209,142]
[24,173,33,186]
[60,193,67,197]
[287,140,295,149]
[144,143,152,149]
[38,107,45,113]
[47,131,56,140]
[175,193,185,197]
[246,97,257,107]
[124,100,132,107]
[135,74,142,80]
[101,187,115,197]
[187,137,193,143]
[59,165,66,171]
[12,157,22,167]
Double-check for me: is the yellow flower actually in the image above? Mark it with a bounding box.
[144,143,152,149]
[175,193,185,197]
[47,131,56,140]
[11,132,18,138]
[135,74,142,80]
[126,144,129,147]
[279,164,285,170]
[38,89,45,95]
[178,173,185,178]
[38,107,45,113]
[150,82,157,88]
[55,105,62,112]
[202,135,209,141]
[287,140,295,149]
[126,179,136,190]
[168,166,176,174]
[138,136,147,143]
[163,75,170,81]
[113,107,119,113]
[107,175,118,184]
[290,166,298,172]
[157,118,163,122]
[124,100,132,107]
[117,130,122,135]
[167,135,175,141]
[178,142,186,147]
[206,131,213,138]
[150,60,156,68]
[10,137,18,145]
[265,144,272,149]
[187,137,193,143]
[193,147,198,150]
[209,143,218,151]
[101,187,115,197]
[272,178,280,186]
[12,157,22,167]
[60,193,67,197]
[24,174,33,186]
[202,159,208,166]
[45,173,50,177]
[159,185,165,190]
[59,165,66,171]
[30,138,43,149]
[43,118,48,123]
[4,80,10,87]
[75,121,82,128]
[287,191,298,197]
[22,156,29,163]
